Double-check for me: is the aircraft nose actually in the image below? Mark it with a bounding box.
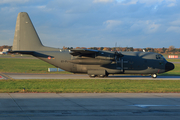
[165,62,174,72]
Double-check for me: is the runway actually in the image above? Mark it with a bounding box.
[0,93,180,120]
[1,73,180,80]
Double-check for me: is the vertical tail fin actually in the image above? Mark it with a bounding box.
[12,12,44,51]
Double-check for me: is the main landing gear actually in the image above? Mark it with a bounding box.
[89,74,96,78]
[89,74,109,78]
[90,74,158,78]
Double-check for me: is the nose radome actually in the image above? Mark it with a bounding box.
[165,62,174,72]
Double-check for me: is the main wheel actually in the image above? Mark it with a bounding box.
[151,74,157,78]
[89,74,96,78]
[98,75,105,78]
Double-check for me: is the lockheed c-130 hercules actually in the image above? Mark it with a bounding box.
[11,12,174,78]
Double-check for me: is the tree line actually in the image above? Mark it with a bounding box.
[0,45,179,54]
[63,45,179,54]
[0,45,11,51]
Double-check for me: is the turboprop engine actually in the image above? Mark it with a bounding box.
[69,50,123,65]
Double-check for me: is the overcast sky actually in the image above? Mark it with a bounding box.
[0,0,179,48]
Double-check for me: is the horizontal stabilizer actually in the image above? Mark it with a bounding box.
[9,51,54,58]
[33,52,54,58]
[9,51,34,54]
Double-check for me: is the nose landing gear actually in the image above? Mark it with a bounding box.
[151,74,157,78]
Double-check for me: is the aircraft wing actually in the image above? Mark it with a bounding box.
[70,49,99,56]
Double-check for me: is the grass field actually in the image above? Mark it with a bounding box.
[0,79,180,93]
[0,57,70,74]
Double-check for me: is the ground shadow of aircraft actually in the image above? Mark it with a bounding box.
[10,12,174,78]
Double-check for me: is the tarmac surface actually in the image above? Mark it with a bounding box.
[0,73,180,80]
[1,93,180,120]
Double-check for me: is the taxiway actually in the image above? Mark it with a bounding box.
[0,93,180,120]
[0,73,180,80]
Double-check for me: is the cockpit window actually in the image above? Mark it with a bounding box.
[156,55,163,60]
[156,54,167,62]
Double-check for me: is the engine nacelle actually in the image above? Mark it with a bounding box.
[68,58,112,65]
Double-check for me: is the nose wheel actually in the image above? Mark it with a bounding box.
[151,74,157,78]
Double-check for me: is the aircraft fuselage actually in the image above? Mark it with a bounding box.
[32,49,173,77]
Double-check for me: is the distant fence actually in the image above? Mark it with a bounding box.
[48,68,64,72]
[168,55,178,58]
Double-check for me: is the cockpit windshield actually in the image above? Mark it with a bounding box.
[156,54,163,59]
[156,54,167,62]
[162,55,167,62]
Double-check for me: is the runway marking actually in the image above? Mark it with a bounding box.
[0,73,13,80]
[129,104,180,108]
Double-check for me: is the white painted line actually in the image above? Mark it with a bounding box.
[129,104,180,108]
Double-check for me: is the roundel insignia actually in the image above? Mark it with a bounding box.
[48,56,51,59]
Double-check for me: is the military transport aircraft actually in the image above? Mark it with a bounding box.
[11,12,174,78]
